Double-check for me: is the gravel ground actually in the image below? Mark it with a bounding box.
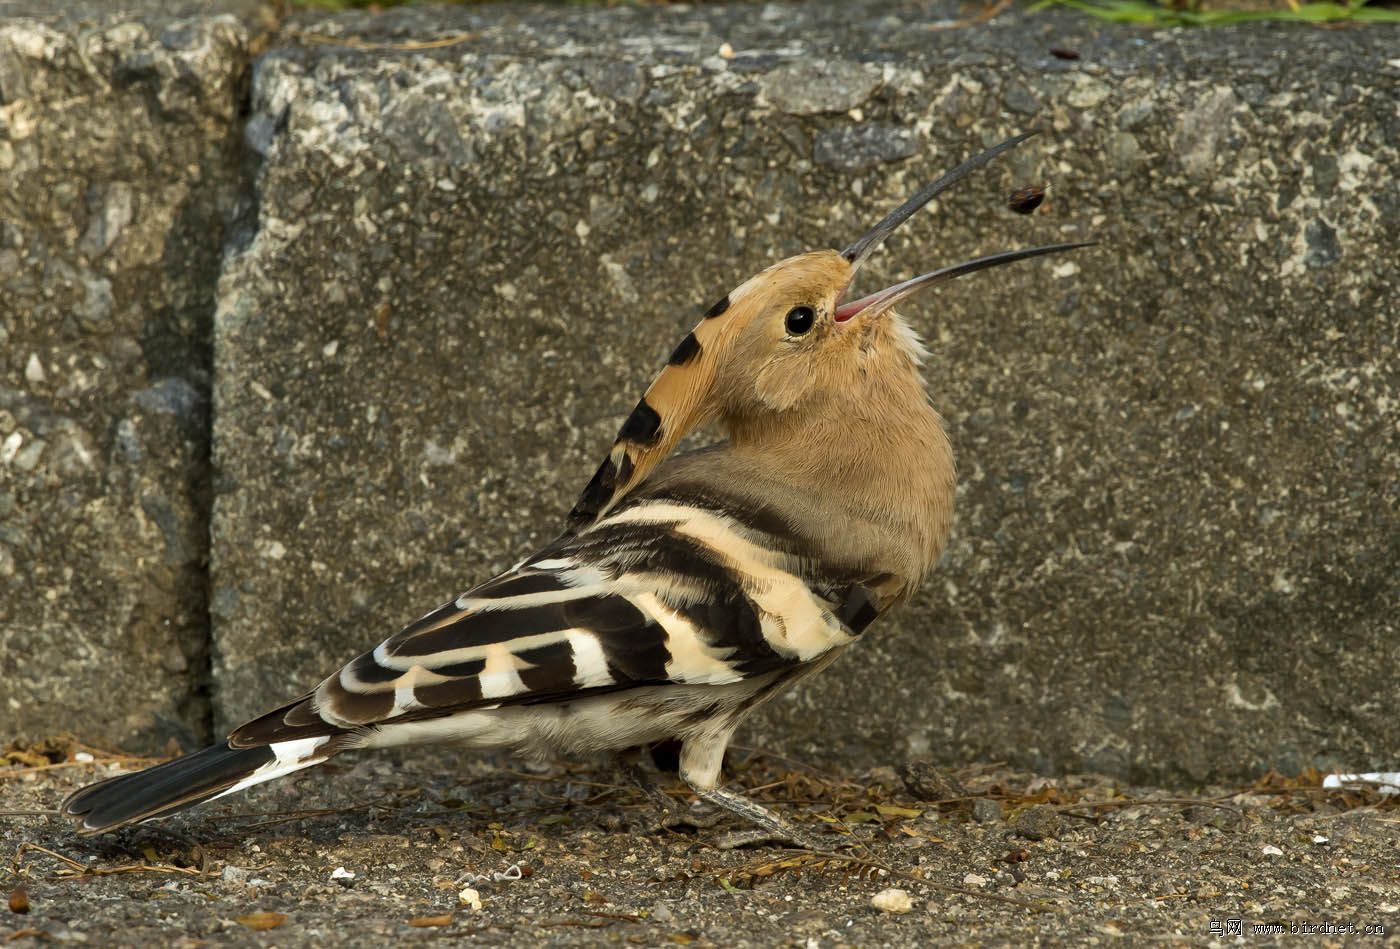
[1,742,1396,946]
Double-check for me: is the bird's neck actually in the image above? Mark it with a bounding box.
[724,348,956,590]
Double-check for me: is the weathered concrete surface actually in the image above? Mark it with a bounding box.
[4,749,1398,946]
[210,2,1400,784]
[0,2,272,750]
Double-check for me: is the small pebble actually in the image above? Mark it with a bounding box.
[8,885,29,914]
[1261,844,1283,857]
[870,888,913,914]
[1013,804,1061,840]
[220,865,249,884]
[1187,804,1237,828]
[900,762,967,801]
[971,798,1004,823]
[458,886,482,912]
[962,873,989,888]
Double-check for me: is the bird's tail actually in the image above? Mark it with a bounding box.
[61,735,337,835]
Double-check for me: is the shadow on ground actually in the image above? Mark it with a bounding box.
[2,742,1396,946]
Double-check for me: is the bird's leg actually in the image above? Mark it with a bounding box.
[679,730,827,851]
[617,754,726,833]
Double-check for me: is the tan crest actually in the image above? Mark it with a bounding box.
[567,287,747,528]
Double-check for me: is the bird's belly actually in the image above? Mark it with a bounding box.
[359,673,800,758]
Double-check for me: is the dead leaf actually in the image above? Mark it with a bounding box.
[874,805,922,819]
[4,735,75,768]
[4,749,49,769]
[407,914,452,928]
[237,911,287,931]
[5,929,48,941]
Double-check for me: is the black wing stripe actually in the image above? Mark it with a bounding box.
[391,603,576,658]
[329,685,396,724]
[433,657,487,679]
[836,584,882,634]
[413,675,485,709]
[601,620,674,683]
[563,524,741,597]
[470,572,572,599]
[561,593,652,634]
[345,651,402,686]
[674,588,786,677]
[515,641,577,694]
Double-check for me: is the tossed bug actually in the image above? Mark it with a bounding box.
[1008,183,1047,215]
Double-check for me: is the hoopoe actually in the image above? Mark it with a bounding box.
[63,131,1087,845]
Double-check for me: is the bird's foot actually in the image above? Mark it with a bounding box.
[710,825,828,852]
[619,759,727,834]
[658,802,729,833]
[694,786,832,852]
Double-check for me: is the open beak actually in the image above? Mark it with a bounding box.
[834,130,1093,323]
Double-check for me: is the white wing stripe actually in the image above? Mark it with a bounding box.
[610,501,853,660]
[479,644,529,699]
[388,629,571,670]
[630,591,744,685]
[454,583,605,612]
[567,630,614,689]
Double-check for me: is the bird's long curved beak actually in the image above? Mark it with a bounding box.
[834,242,1094,322]
[834,130,1093,323]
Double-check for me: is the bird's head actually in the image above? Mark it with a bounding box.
[569,131,1090,527]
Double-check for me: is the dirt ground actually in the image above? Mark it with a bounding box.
[1,741,1396,947]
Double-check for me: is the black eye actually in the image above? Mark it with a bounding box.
[784,306,816,336]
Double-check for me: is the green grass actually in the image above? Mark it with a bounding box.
[1031,0,1400,24]
[290,0,705,8]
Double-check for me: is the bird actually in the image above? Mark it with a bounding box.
[63,130,1088,844]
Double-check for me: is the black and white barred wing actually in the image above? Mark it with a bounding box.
[64,502,878,833]
[234,504,864,746]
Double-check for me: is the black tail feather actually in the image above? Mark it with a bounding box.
[61,742,275,835]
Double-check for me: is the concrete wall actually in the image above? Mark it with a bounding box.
[4,0,1397,782]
